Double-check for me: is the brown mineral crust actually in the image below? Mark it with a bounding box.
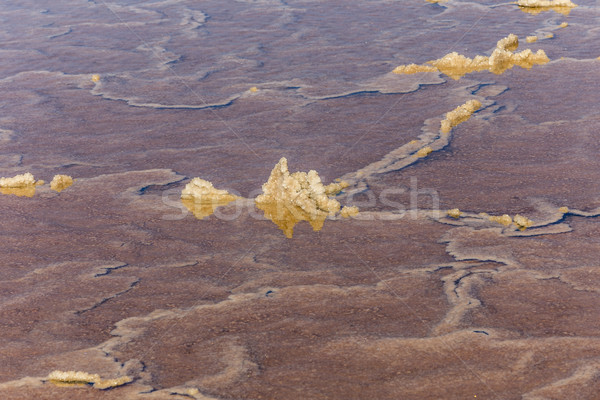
[441,216,600,336]
[444,217,600,274]
[116,315,600,399]
[114,277,451,394]
[0,261,139,382]
[2,1,600,399]
[465,269,600,337]
[423,0,598,60]
[368,103,600,216]
[0,169,455,385]
[0,385,146,400]
[314,333,600,399]
[0,0,450,186]
[0,71,441,195]
[0,171,229,381]
[493,59,600,124]
[252,217,456,276]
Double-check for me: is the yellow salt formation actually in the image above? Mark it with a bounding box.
[488,213,534,230]
[440,100,481,134]
[559,206,569,213]
[181,178,238,220]
[340,206,360,218]
[249,86,258,92]
[489,214,513,226]
[559,22,569,28]
[392,64,438,74]
[393,34,549,80]
[324,180,350,195]
[255,157,349,238]
[0,172,39,197]
[47,370,132,390]
[517,0,577,15]
[91,74,100,82]
[545,33,554,39]
[416,146,433,157]
[526,36,538,43]
[513,214,533,230]
[93,376,134,390]
[50,174,74,193]
[0,172,36,187]
[447,208,462,219]
[0,186,37,197]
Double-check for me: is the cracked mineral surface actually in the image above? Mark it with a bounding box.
[1,0,600,399]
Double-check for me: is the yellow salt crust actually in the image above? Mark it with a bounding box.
[518,0,576,6]
[546,33,554,39]
[440,100,482,134]
[0,186,36,197]
[517,0,577,8]
[340,206,360,218]
[447,208,462,219]
[249,86,258,92]
[517,0,577,15]
[93,376,134,390]
[47,370,133,390]
[50,174,74,192]
[91,74,100,82]
[559,22,568,28]
[526,36,538,43]
[0,172,40,197]
[0,172,36,188]
[559,206,569,213]
[392,64,438,74]
[393,34,549,80]
[181,178,238,220]
[496,34,519,52]
[255,157,347,238]
[324,180,349,195]
[416,146,433,157]
[489,214,513,226]
[181,178,236,202]
[513,214,533,230]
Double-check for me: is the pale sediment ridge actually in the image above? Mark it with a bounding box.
[339,97,484,194]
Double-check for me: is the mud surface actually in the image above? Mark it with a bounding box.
[1,1,600,399]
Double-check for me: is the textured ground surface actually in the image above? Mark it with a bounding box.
[1,1,600,399]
